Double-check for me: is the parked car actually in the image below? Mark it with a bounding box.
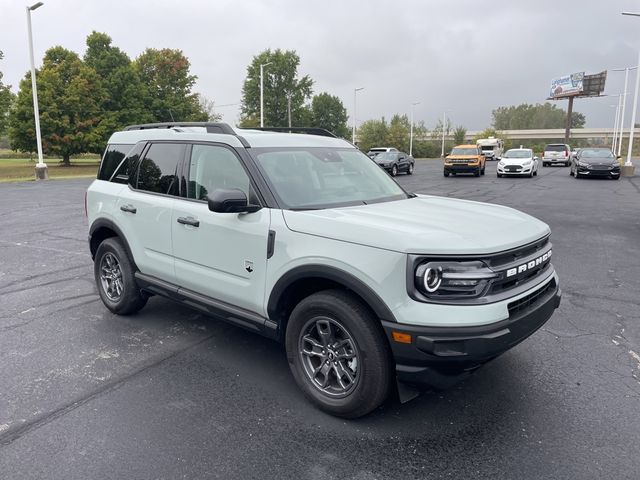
[443,144,486,177]
[570,148,620,179]
[374,151,414,176]
[497,148,539,178]
[542,143,571,167]
[87,122,560,418]
[367,147,398,159]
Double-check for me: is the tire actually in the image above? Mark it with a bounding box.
[497,173,502,178]
[570,167,574,176]
[444,171,449,177]
[481,165,486,175]
[575,171,580,179]
[612,175,620,180]
[94,237,147,315]
[391,165,398,177]
[529,170,533,178]
[543,162,548,167]
[474,168,480,177]
[285,290,391,418]
[407,163,414,175]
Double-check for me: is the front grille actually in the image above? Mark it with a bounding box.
[591,165,611,170]
[508,278,555,316]
[505,166,522,172]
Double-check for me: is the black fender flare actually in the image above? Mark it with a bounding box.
[88,218,138,270]
[267,264,397,323]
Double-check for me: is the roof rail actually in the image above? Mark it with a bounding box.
[123,122,236,135]
[242,127,337,138]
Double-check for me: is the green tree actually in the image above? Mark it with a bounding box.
[0,51,15,135]
[134,48,207,122]
[356,118,388,152]
[492,102,585,130]
[310,92,348,137]
[196,94,223,122]
[8,47,103,165]
[452,125,467,145]
[386,114,410,152]
[84,32,151,146]
[240,49,313,127]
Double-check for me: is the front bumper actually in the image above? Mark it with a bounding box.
[382,278,561,389]
[444,164,480,174]
[576,166,620,177]
[497,164,533,175]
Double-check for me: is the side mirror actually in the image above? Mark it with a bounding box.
[207,188,261,213]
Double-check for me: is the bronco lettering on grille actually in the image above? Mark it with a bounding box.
[506,249,552,278]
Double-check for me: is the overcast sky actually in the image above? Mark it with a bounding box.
[1,0,639,131]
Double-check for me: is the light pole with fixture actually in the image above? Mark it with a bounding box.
[26,1,47,180]
[409,102,420,156]
[352,87,364,144]
[260,62,272,128]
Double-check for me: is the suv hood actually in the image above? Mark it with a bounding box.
[282,195,550,255]
[501,157,533,166]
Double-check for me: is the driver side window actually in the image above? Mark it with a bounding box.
[187,144,253,201]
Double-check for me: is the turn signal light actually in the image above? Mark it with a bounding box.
[392,331,412,344]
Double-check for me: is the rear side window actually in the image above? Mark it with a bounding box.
[98,144,133,180]
[135,143,185,195]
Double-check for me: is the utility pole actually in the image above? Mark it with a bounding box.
[352,87,364,144]
[441,111,446,157]
[26,2,47,180]
[564,96,574,144]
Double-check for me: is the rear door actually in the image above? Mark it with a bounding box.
[171,143,271,316]
[115,142,185,283]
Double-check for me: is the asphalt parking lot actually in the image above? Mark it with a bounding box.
[1,160,639,479]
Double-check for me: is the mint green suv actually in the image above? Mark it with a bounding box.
[87,122,561,418]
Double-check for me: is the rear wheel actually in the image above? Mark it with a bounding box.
[407,163,414,175]
[94,238,147,315]
[285,290,391,418]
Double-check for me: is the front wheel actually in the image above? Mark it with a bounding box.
[391,165,398,177]
[94,238,147,315]
[497,173,502,178]
[444,171,449,177]
[285,290,391,418]
[474,168,480,177]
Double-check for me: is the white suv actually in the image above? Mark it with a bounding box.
[87,122,561,418]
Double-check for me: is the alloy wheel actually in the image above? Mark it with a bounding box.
[99,252,124,301]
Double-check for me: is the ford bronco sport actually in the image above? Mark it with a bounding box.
[87,122,561,418]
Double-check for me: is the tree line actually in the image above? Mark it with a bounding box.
[0,37,586,161]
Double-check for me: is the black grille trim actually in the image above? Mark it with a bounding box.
[508,278,556,317]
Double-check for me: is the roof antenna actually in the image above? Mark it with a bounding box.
[168,109,175,122]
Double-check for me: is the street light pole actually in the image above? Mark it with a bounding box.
[622,12,640,171]
[409,102,420,156]
[352,87,364,144]
[618,68,629,157]
[611,101,621,152]
[260,62,272,128]
[440,111,446,157]
[26,2,47,180]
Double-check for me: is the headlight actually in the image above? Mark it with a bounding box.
[577,161,590,167]
[523,160,532,166]
[415,261,498,299]
[498,161,505,167]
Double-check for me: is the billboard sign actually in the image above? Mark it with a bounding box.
[550,72,585,98]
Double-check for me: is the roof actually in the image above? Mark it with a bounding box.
[108,124,353,149]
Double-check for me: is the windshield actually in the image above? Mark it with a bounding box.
[503,149,532,158]
[580,149,614,159]
[251,147,408,210]
[480,146,495,151]
[450,148,478,156]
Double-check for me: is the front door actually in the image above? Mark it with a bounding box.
[172,143,271,316]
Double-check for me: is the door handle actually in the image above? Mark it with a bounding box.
[120,204,137,214]
[177,216,200,227]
